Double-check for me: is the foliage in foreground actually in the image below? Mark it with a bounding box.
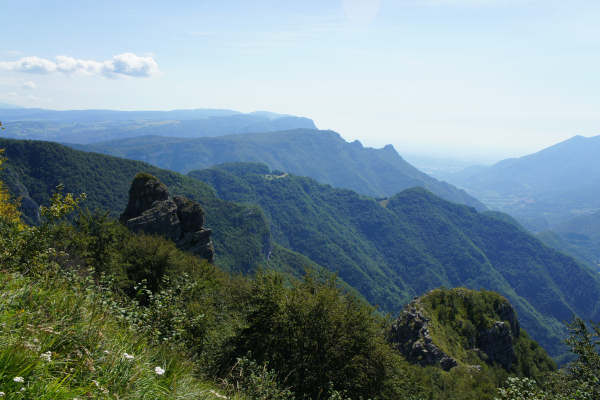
[495,319,600,399]
[0,182,233,399]
[0,172,599,399]
[0,182,507,399]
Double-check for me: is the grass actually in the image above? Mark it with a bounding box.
[0,269,236,400]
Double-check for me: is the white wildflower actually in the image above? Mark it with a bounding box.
[40,351,52,362]
[0,391,5,396]
[13,376,24,383]
[209,389,228,399]
[123,352,134,360]
[154,366,165,375]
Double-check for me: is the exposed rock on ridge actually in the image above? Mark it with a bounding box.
[120,173,214,261]
[389,299,458,371]
[388,289,523,372]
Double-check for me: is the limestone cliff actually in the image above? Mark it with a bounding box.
[120,173,214,261]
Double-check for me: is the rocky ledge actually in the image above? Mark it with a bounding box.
[388,300,458,371]
[120,173,214,262]
[388,288,522,372]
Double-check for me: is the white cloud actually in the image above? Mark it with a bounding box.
[103,53,159,78]
[22,81,36,90]
[0,56,57,74]
[0,53,159,78]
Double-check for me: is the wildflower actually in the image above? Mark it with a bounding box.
[40,351,52,362]
[103,350,110,354]
[209,389,228,399]
[13,376,24,383]
[154,366,165,375]
[123,352,134,360]
[0,391,5,396]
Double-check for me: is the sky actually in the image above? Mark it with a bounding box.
[1,0,600,162]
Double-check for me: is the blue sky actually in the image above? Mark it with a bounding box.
[2,0,600,161]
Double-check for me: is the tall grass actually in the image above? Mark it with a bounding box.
[0,269,235,399]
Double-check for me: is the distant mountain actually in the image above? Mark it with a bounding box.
[189,162,600,360]
[0,107,316,144]
[537,211,600,272]
[78,129,486,210]
[444,135,600,230]
[0,102,22,109]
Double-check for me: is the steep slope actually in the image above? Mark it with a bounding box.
[190,162,600,360]
[78,129,485,209]
[389,288,555,377]
[538,211,600,271]
[0,138,302,274]
[0,107,316,144]
[444,135,600,230]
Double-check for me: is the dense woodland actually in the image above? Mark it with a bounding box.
[4,140,600,362]
[0,173,595,399]
[1,130,600,398]
[76,128,484,209]
[191,162,600,361]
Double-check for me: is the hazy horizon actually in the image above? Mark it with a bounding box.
[2,1,599,162]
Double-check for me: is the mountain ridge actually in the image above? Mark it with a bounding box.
[189,161,600,361]
[0,107,316,144]
[443,134,600,230]
[78,129,486,210]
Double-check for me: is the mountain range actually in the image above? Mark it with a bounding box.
[1,107,484,209]
[0,107,316,144]
[442,135,600,231]
[190,162,600,361]
[2,137,599,362]
[76,129,486,209]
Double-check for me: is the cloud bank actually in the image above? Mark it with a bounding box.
[0,53,159,78]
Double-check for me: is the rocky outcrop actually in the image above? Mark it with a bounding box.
[388,300,458,371]
[388,289,523,371]
[476,321,516,370]
[120,173,214,261]
[476,301,520,370]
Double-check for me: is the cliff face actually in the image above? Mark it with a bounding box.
[120,173,214,262]
[388,288,545,373]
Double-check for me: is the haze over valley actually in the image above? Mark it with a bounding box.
[2,1,600,399]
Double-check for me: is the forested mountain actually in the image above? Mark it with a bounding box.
[537,211,600,272]
[3,138,598,363]
[0,138,323,276]
[443,135,600,231]
[0,107,316,144]
[190,162,600,361]
[78,129,486,209]
[0,181,559,400]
